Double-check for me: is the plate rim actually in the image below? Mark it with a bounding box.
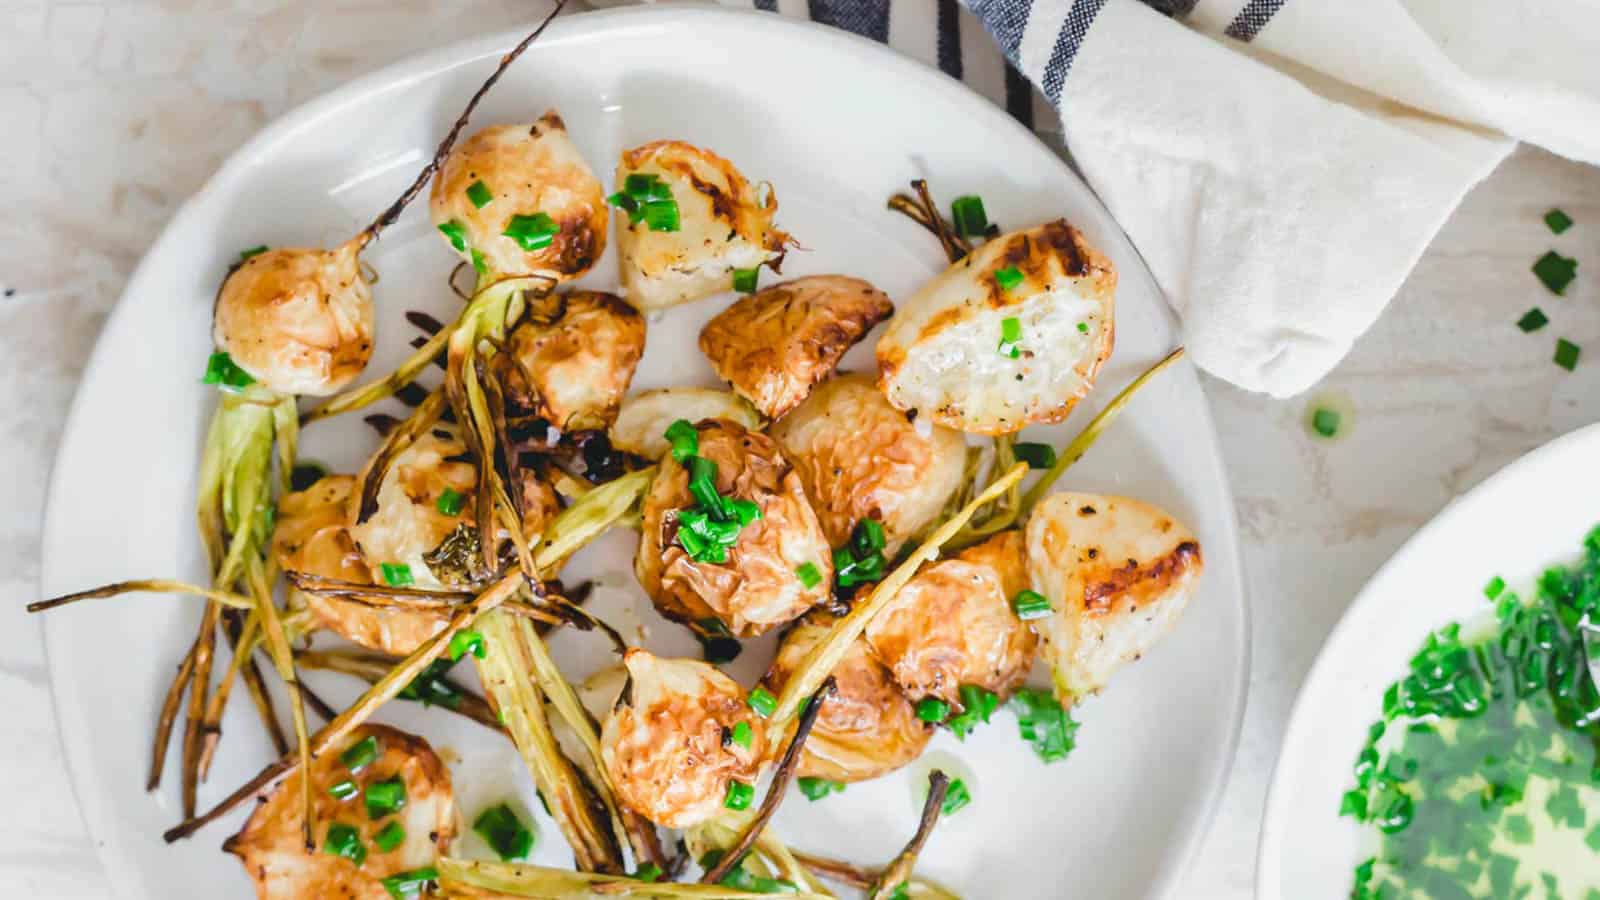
[37,6,1251,898]
[1255,421,1600,897]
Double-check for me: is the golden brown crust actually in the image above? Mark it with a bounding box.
[699,276,893,419]
[864,531,1037,705]
[769,373,967,555]
[226,724,455,900]
[429,112,607,282]
[275,475,446,657]
[635,419,833,637]
[601,650,769,829]
[761,612,931,783]
[499,290,645,430]
[876,219,1117,435]
[348,432,479,591]
[213,243,374,396]
[1025,492,1204,702]
[614,141,789,311]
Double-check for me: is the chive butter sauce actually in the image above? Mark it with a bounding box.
[1343,525,1600,898]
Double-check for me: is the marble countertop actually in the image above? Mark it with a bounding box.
[3,2,1597,897]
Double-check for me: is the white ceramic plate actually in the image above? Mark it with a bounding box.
[1258,423,1600,898]
[40,8,1247,899]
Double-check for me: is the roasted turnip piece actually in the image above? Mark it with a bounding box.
[601,650,770,829]
[349,431,478,590]
[762,611,931,783]
[635,419,832,637]
[429,111,608,283]
[770,373,967,555]
[275,475,442,657]
[613,141,789,311]
[864,531,1037,706]
[700,275,893,419]
[498,290,645,430]
[1025,492,1203,704]
[213,243,374,396]
[225,724,455,900]
[877,220,1116,435]
[609,388,762,460]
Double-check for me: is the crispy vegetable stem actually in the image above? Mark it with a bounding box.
[26,579,254,614]
[437,857,833,899]
[147,646,197,791]
[887,179,969,263]
[535,466,655,572]
[474,610,623,873]
[295,648,504,732]
[868,772,951,900]
[162,571,524,842]
[773,463,1028,722]
[245,555,315,850]
[1017,347,1186,517]
[702,678,837,885]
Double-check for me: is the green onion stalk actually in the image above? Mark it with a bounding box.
[185,385,316,845]
[867,773,950,900]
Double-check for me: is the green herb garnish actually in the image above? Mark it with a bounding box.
[998,315,1022,357]
[329,779,359,800]
[1312,407,1342,439]
[448,628,486,661]
[1518,307,1550,333]
[503,212,559,251]
[729,720,753,750]
[437,220,468,252]
[916,697,950,723]
[473,803,535,861]
[435,487,465,516]
[941,778,972,815]
[795,561,822,589]
[947,684,999,739]
[951,195,989,237]
[995,266,1024,292]
[724,780,755,811]
[1532,251,1578,295]
[341,735,379,773]
[380,562,414,587]
[1011,589,1053,621]
[732,267,760,293]
[373,820,406,852]
[1544,209,1573,234]
[1009,688,1080,763]
[238,245,268,261]
[797,776,845,801]
[364,777,406,819]
[201,352,255,391]
[323,822,367,866]
[380,866,438,899]
[466,180,494,209]
[1555,338,1581,371]
[1014,442,1057,470]
[747,687,777,718]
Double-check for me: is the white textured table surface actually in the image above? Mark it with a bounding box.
[3,3,1597,897]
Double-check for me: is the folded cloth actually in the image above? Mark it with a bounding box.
[605,0,1599,396]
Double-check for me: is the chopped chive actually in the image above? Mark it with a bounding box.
[1011,589,1053,620]
[797,776,845,801]
[665,419,699,462]
[634,863,663,883]
[323,822,367,866]
[435,487,465,516]
[448,629,486,661]
[998,315,1022,358]
[1532,251,1578,295]
[398,658,462,710]
[380,562,414,587]
[380,866,438,899]
[329,779,359,800]
[365,777,407,819]
[796,562,822,589]
[341,735,379,773]
[951,195,989,238]
[947,685,999,739]
[748,687,777,718]
[373,820,406,852]
[730,720,753,750]
[915,697,949,723]
[473,803,535,861]
[729,498,762,526]
[885,883,911,900]
[1544,209,1573,234]
[466,180,494,209]
[995,266,1024,292]
[470,247,488,276]
[724,780,755,811]
[238,245,268,261]
[732,267,760,293]
[624,173,671,200]
[1077,321,1090,334]
[503,212,559,251]
[1312,407,1341,439]
[1009,688,1079,763]
[1484,576,1506,600]
[1014,442,1056,470]
[941,778,972,815]
[1555,338,1581,371]
[1517,307,1549,333]
[201,351,255,391]
[641,199,680,232]
[437,220,468,252]
[852,518,886,556]
[606,191,638,216]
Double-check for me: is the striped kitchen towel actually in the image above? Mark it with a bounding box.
[601,0,1600,396]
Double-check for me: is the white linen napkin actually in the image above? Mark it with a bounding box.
[601,0,1600,396]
